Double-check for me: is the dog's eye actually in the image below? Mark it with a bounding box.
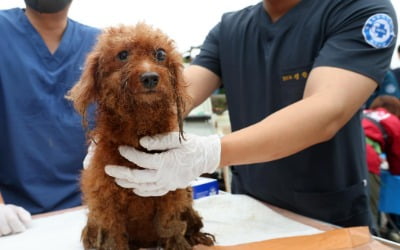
[117,50,129,61]
[154,49,166,62]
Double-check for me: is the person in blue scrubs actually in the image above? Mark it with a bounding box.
[104,0,397,234]
[392,45,400,84]
[0,0,99,236]
[365,70,400,108]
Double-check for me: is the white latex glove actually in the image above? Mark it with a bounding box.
[0,204,32,236]
[105,132,221,197]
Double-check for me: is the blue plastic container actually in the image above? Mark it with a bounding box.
[379,170,400,215]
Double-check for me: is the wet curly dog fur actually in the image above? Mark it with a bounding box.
[66,23,214,250]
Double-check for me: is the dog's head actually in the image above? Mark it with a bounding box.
[67,23,189,137]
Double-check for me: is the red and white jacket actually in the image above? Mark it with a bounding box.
[362,108,400,175]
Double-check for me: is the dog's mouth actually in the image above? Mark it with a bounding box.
[133,89,164,98]
[122,73,165,92]
[127,87,168,105]
[140,89,158,94]
[122,79,161,95]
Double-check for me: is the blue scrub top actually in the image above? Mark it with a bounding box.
[0,8,99,214]
[366,70,400,108]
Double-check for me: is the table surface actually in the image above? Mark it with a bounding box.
[25,195,400,249]
[1,194,399,249]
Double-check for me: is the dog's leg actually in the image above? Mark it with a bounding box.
[154,210,191,250]
[103,222,130,250]
[182,207,215,247]
[82,217,104,249]
[82,217,119,250]
[82,213,130,250]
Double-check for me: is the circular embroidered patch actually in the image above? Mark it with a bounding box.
[362,13,395,49]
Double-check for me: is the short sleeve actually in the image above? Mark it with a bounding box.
[192,22,221,77]
[313,1,397,84]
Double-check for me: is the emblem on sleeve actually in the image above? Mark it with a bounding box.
[362,13,395,49]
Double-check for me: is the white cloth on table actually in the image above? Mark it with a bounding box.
[0,194,322,249]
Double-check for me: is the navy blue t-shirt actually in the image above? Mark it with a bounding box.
[193,0,397,227]
[0,8,99,214]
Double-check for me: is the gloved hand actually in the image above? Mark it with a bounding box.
[105,132,221,196]
[0,204,32,236]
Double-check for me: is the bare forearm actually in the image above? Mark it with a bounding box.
[220,95,339,166]
[219,67,376,168]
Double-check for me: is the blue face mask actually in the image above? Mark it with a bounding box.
[24,0,72,13]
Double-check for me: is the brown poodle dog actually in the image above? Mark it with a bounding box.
[66,23,214,250]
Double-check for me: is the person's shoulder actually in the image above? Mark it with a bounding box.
[329,0,393,8]
[360,0,394,8]
[0,8,24,34]
[0,7,20,15]
[331,0,395,14]
[319,0,395,20]
[0,8,22,22]
[385,70,397,79]
[222,2,261,22]
[68,19,100,36]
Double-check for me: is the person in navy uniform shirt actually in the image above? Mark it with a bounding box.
[0,0,99,236]
[104,0,397,232]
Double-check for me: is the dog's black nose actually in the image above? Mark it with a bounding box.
[140,72,159,89]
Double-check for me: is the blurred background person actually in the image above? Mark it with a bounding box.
[365,70,400,108]
[362,95,400,241]
[392,45,400,84]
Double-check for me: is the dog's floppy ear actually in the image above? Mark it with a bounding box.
[66,51,100,127]
[169,58,191,140]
